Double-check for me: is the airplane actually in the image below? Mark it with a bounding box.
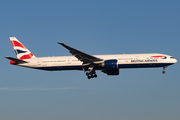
[5,37,177,79]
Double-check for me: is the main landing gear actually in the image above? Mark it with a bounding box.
[162,66,167,74]
[83,64,97,79]
[86,70,97,79]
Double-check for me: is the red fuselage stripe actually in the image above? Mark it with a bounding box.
[151,56,166,58]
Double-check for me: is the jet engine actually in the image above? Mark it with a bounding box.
[102,69,119,75]
[101,59,118,69]
[101,59,119,75]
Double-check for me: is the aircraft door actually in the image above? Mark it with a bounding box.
[38,59,41,65]
[68,58,71,64]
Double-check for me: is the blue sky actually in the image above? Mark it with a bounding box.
[1,0,180,120]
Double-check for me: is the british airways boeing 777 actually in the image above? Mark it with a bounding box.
[5,37,177,79]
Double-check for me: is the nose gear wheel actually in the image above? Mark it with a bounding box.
[162,66,167,74]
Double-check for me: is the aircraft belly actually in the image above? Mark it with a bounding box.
[35,65,82,71]
[118,63,173,68]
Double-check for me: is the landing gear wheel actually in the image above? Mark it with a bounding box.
[91,75,94,78]
[162,66,167,74]
[86,72,89,76]
[85,69,97,79]
[94,74,97,78]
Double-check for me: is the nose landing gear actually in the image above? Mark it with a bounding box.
[162,66,167,74]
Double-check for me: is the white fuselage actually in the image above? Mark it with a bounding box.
[17,53,177,71]
[7,37,177,78]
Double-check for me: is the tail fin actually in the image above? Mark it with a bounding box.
[10,37,36,60]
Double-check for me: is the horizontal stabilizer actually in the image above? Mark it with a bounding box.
[5,56,28,63]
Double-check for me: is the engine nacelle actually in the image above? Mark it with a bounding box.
[102,59,118,69]
[102,69,119,75]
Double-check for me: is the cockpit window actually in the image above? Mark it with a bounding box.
[162,57,167,59]
[170,57,174,59]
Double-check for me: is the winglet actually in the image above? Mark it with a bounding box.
[57,42,73,51]
[57,42,66,48]
[57,42,64,45]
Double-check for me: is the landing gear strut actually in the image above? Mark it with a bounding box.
[86,70,97,79]
[162,66,167,74]
[83,64,97,79]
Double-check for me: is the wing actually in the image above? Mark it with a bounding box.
[57,42,103,64]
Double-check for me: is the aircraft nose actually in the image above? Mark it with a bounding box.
[174,59,177,63]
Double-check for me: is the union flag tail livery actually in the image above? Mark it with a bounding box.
[10,37,36,60]
[5,37,177,79]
